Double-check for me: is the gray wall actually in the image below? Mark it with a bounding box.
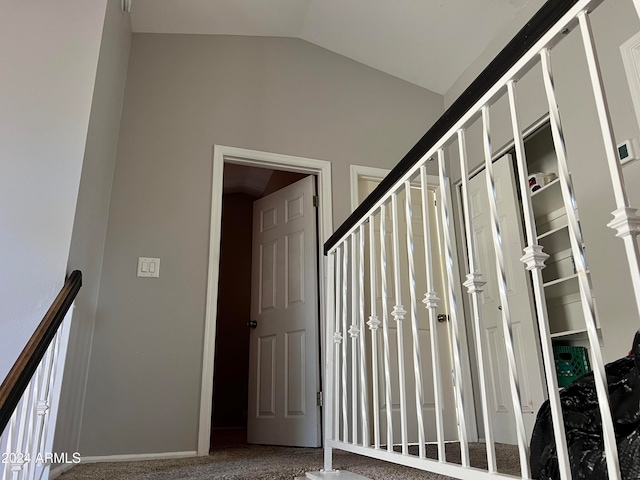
[53,0,131,460]
[446,0,640,369]
[0,0,107,379]
[80,34,443,456]
[444,0,547,109]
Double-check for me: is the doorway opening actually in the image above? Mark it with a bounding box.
[210,165,308,451]
[348,164,479,445]
[198,146,333,456]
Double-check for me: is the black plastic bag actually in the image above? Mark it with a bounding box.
[530,331,640,479]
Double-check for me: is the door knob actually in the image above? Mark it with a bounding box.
[437,314,449,323]
[248,320,258,329]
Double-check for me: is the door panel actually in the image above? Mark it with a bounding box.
[467,154,546,444]
[248,175,320,447]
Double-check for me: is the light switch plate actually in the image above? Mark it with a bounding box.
[137,257,160,278]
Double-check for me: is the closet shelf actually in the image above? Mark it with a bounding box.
[543,270,591,298]
[532,178,564,216]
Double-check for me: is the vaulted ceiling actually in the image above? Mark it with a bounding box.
[130,0,532,95]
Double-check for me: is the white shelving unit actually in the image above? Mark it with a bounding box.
[524,124,602,351]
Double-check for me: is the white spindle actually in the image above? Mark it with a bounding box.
[481,105,530,478]
[391,192,409,454]
[579,12,640,317]
[325,249,336,473]
[23,359,43,480]
[358,224,370,447]
[349,233,360,445]
[419,166,446,462]
[14,382,33,478]
[541,47,621,480]
[437,148,470,467]
[332,250,342,442]
[367,215,382,450]
[380,205,395,451]
[341,243,350,443]
[456,129,497,473]
[404,181,427,458]
[1,412,13,480]
[36,325,63,478]
[507,80,571,480]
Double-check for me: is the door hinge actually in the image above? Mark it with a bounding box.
[313,195,319,208]
[317,391,323,407]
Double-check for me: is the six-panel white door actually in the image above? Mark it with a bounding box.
[247,175,320,447]
[467,154,546,444]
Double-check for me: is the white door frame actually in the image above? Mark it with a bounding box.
[198,145,333,455]
[350,164,479,442]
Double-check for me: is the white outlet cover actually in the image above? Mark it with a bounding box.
[137,257,160,278]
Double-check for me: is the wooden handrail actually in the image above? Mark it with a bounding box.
[0,270,82,433]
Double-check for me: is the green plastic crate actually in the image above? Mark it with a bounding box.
[553,345,590,387]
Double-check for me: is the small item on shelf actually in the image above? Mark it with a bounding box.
[529,172,546,192]
[544,172,557,184]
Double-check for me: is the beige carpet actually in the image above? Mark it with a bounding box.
[59,443,520,479]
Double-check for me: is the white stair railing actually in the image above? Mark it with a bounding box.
[0,272,80,480]
[322,1,635,479]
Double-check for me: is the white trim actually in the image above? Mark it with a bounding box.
[348,165,478,442]
[328,440,512,480]
[80,451,197,464]
[49,463,75,479]
[349,165,396,211]
[198,146,333,456]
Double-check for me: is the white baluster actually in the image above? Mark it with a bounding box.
[367,214,382,450]
[30,345,55,480]
[507,79,571,480]
[325,249,336,473]
[404,181,426,458]
[437,149,470,467]
[322,251,338,472]
[3,403,19,480]
[541,47,621,480]
[481,105,530,478]
[14,381,33,479]
[37,331,62,477]
[391,192,409,455]
[333,248,342,440]
[341,242,350,443]
[350,233,359,445]
[379,205,394,451]
[23,358,45,480]
[358,224,370,447]
[36,333,61,479]
[1,413,14,480]
[456,128,496,473]
[419,165,446,462]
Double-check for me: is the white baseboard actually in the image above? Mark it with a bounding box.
[49,463,75,479]
[80,451,197,464]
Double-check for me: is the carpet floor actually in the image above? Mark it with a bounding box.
[58,443,520,480]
